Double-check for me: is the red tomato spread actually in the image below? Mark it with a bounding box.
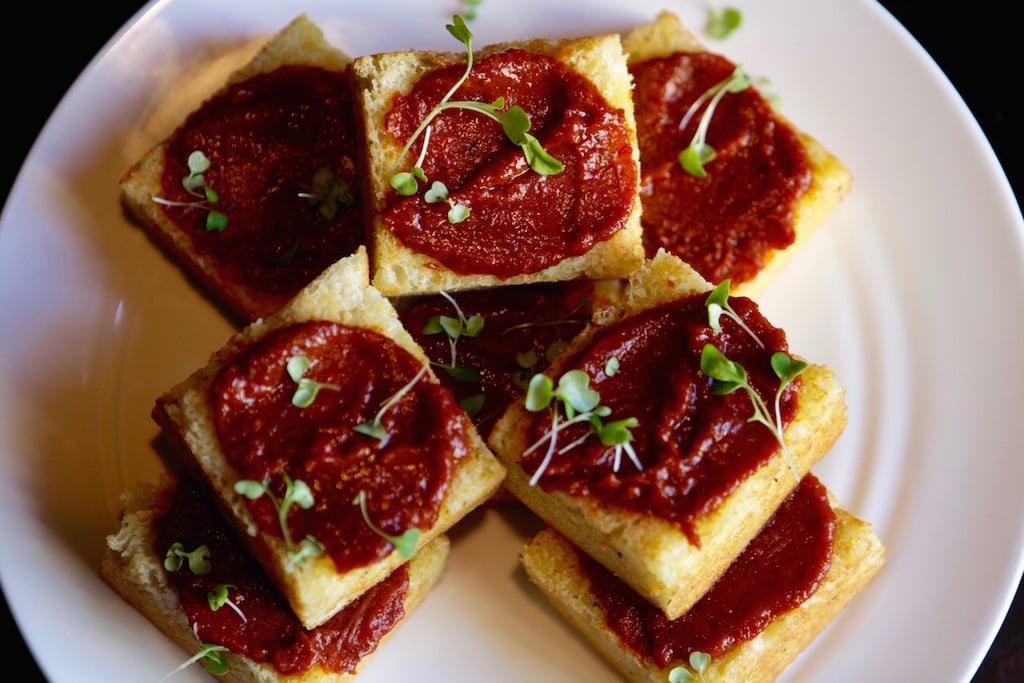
[155,476,409,674]
[159,65,364,318]
[210,320,468,571]
[577,474,836,665]
[383,48,637,278]
[630,52,812,286]
[521,292,798,545]
[398,279,599,437]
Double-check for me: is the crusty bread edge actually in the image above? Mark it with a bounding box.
[153,247,505,629]
[519,497,886,683]
[489,250,847,620]
[100,476,451,683]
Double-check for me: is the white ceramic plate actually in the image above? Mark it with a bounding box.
[2,0,1022,681]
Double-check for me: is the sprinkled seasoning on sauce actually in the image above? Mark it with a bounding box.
[521,293,798,545]
[210,320,468,571]
[577,474,836,665]
[155,476,409,674]
[159,65,364,317]
[630,51,812,286]
[384,48,637,278]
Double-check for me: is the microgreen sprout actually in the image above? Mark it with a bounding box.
[424,291,484,381]
[677,65,751,178]
[523,369,640,485]
[158,643,229,681]
[387,15,563,222]
[352,490,421,558]
[298,167,354,221]
[288,355,342,408]
[164,543,211,575]
[353,363,431,440]
[705,279,763,348]
[699,344,806,480]
[706,3,742,39]
[234,475,324,564]
[459,393,485,418]
[151,150,228,231]
[669,651,713,682]
[461,0,483,20]
[207,584,247,622]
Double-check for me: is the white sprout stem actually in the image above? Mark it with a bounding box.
[528,410,562,486]
[373,364,430,424]
[225,598,247,623]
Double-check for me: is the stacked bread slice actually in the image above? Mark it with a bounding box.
[105,8,883,682]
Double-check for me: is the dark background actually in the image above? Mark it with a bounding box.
[1,2,1020,680]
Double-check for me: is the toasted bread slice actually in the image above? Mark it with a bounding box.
[489,250,847,619]
[622,11,852,298]
[101,474,451,682]
[352,30,644,296]
[120,14,365,323]
[520,479,885,683]
[152,247,505,628]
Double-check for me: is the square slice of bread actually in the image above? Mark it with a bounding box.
[519,483,886,683]
[352,30,645,296]
[119,14,364,323]
[101,474,451,682]
[152,246,505,629]
[488,249,847,620]
[622,11,853,298]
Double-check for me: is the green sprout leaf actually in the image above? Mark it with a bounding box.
[706,4,743,39]
[151,150,228,231]
[669,650,713,682]
[699,344,805,480]
[297,166,354,221]
[163,542,211,576]
[233,475,322,564]
[158,643,230,682]
[386,15,562,223]
[287,354,342,408]
[705,279,764,348]
[523,369,639,485]
[354,363,430,440]
[424,292,484,383]
[353,490,421,558]
[207,584,247,622]
[678,65,751,177]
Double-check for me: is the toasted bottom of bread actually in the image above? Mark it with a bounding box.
[520,493,885,683]
[101,476,450,683]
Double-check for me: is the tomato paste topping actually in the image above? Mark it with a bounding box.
[630,52,812,285]
[210,320,468,571]
[521,293,798,544]
[383,48,637,277]
[159,65,364,317]
[397,279,598,438]
[155,476,409,674]
[577,474,835,665]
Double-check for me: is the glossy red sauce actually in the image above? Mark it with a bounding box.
[521,293,798,545]
[577,474,836,665]
[397,279,599,438]
[383,48,637,277]
[155,476,409,674]
[210,320,468,571]
[159,65,364,318]
[630,52,812,286]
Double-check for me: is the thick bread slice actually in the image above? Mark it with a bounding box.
[622,11,853,298]
[352,31,645,296]
[488,250,847,619]
[101,476,450,683]
[119,14,361,323]
[519,493,886,683]
[152,246,505,629]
